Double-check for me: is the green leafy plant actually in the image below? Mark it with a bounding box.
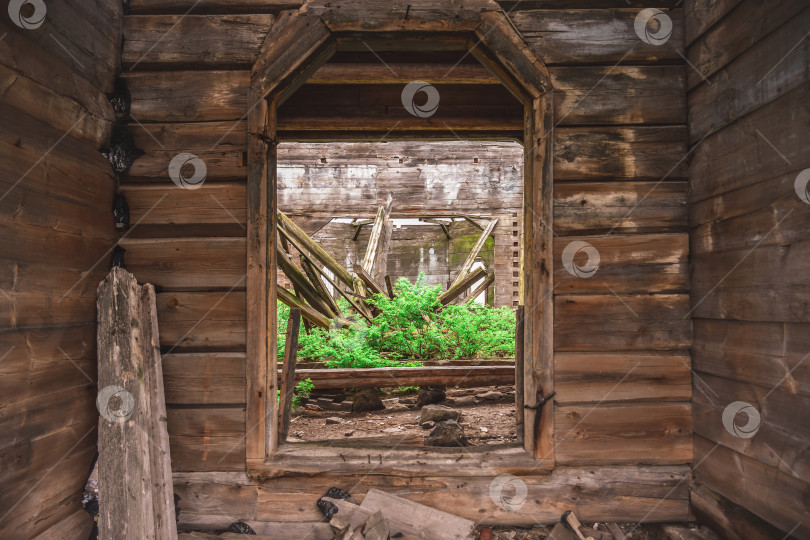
[277,273,515,367]
[277,377,315,409]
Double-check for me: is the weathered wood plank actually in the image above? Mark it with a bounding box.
[127,0,303,14]
[693,436,810,537]
[510,8,684,65]
[689,484,789,540]
[555,352,691,404]
[684,0,742,45]
[156,291,246,350]
[163,353,246,405]
[167,408,246,472]
[278,309,300,442]
[692,319,810,398]
[691,239,810,323]
[687,7,810,142]
[555,403,692,465]
[555,294,691,351]
[685,0,806,90]
[689,85,810,202]
[554,181,688,234]
[553,233,688,294]
[123,15,274,68]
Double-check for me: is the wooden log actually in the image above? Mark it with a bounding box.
[301,257,342,317]
[96,268,176,539]
[278,211,355,288]
[278,308,300,442]
[127,0,303,14]
[450,219,497,289]
[276,287,331,330]
[464,273,495,304]
[353,265,386,298]
[384,276,395,299]
[439,267,488,306]
[689,483,788,540]
[276,243,336,319]
[515,305,525,445]
[166,408,245,472]
[291,365,514,390]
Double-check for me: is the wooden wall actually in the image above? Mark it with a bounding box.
[0,2,122,537]
[117,0,693,528]
[686,1,810,537]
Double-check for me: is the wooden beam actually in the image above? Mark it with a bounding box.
[278,210,355,289]
[449,219,497,289]
[353,265,386,298]
[308,63,497,84]
[361,206,389,280]
[276,287,331,330]
[278,308,300,443]
[276,241,336,320]
[464,272,495,304]
[301,258,342,317]
[290,365,515,390]
[439,267,488,306]
[384,276,395,299]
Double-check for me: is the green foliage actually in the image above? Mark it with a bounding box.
[293,378,314,408]
[277,273,515,368]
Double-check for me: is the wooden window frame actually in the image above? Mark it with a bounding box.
[245,2,554,477]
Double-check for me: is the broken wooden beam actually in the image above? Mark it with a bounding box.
[96,268,177,540]
[276,286,331,329]
[439,266,488,306]
[384,275,395,299]
[276,244,336,320]
[464,272,494,304]
[301,257,342,317]
[278,308,301,442]
[353,265,386,297]
[449,218,497,289]
[278,210,355,289]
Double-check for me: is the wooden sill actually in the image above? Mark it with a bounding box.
[246,442,552,480]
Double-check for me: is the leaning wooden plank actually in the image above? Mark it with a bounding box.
[353,265,386,297]
[276,244,336,319]
[359,488,475,540]
[361,206,391,284]
[449,219,497,289]
[276,287,331,330]
[439,267,488,306]
[140,283,179,538]
[464,273,495,304]
[301,258,342,317]
[278,210,355,288]
[97,268,177,539]
[278,308,301,442]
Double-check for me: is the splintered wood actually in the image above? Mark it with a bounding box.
[324,489,476,540]
[96,268,177,540]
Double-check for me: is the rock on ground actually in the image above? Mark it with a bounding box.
[352,389,385,412]
[416,386,446,407]
[420,404,461,423]
[424,420,467,447]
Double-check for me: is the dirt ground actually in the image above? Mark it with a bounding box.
[287,385,518,445]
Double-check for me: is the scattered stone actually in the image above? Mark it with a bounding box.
[424,420,467,447]
[480,527,494,540]
[292,430,304,438]
[420,404,461,423]
[400,398,416,406]
[344,431,354,437]
[450,395,477,407]
[480,427,489,433]
[339,400,353,412]
[420,420,436,430]
[383,426,404,433]
[304,404,323,411]
[325,417,343,425]
[416,386,446,407]
[352,389,385,412]
[316,487,355,519]
[475,390,504,401]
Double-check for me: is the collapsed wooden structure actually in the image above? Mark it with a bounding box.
[3,0,809,538]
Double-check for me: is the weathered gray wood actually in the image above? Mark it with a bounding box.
[278,308,300,442]
[360,489,475,540]
[97,268,176,539]
[450,219,497,289]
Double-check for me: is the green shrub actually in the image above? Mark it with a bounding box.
[277,273,515,367]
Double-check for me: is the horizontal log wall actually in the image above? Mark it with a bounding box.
[0,2,122,537]
[686,1,810,537]
[118,0,691,527]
